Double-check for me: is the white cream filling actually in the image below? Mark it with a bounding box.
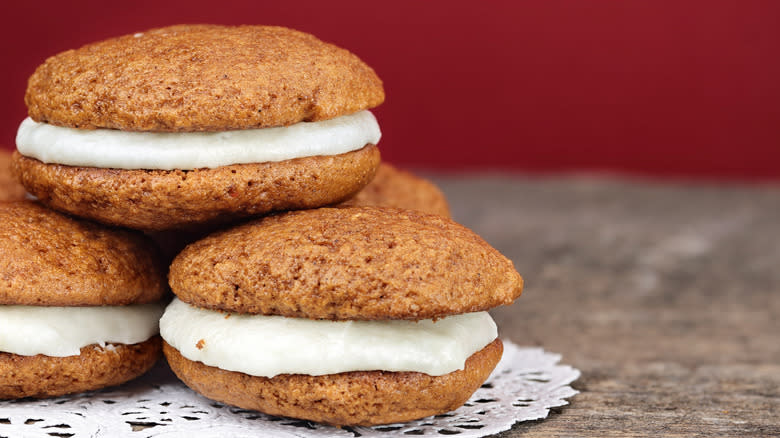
[15,110,381,170]
[160,298,498,378]
[0,303,164,357]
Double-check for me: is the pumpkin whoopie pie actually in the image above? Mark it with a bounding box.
[0,150,26,201]
[13,24,384,231]
[161,207,523,426]
[0,201,167,399]
[339,163,451,217]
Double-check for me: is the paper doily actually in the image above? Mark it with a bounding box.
[0,341,579,438]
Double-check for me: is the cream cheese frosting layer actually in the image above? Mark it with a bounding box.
[16,110,381,170]
[0,303,164,357]
[160,298,498,378]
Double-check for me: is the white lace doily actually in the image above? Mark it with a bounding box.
[0,341,579,438]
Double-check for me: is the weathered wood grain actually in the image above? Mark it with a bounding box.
[432,176,780,437]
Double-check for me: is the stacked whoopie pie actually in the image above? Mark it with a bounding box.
[162,207,522,426]
[13,24,384,231]
[0,202,166,398]
[9,24,524,425]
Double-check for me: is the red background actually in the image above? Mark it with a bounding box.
[2,1,779,179]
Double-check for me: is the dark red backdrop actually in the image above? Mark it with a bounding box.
[3,1,779,179]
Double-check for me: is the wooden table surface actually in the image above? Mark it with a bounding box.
[432,175,780,437]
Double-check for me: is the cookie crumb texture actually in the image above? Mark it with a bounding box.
[11,145,379,231]
[0,150,26,201]
[339,163,451,217]
[25,25,384,131]
[164,338,502,426]
[170,207,523,320]
[0,201,166,305]
[0,337,161,399]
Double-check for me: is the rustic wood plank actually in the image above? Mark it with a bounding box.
[431,176,780,437]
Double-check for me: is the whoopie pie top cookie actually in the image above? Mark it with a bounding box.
[0,201,166,306]
[25,24,384,131]
[169,206,523,320]
[0,150,26,201]
[339,163,451,217]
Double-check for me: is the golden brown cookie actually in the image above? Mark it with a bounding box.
[12,145,379,231]
[0,338,161,399]
[339,163,450,217]
[162,205,520,425]
[0,201,166,306]
[26,25,384,131]
[169,207,523,320]
[16,24,384,231]
[164,338,502,426]
[0,201,166,399]
[0,150,26,201]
